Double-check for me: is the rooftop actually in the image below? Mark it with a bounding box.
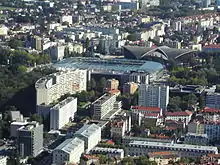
[74,124,100,138]
[131,106,161,111]
[166,110,192,116]
[52,97,77,110]
[148,151,180,158]
[201,107,220,113]
[55,137,84,154]
[92,94,115,105]
[129,140,218,152]
[91,147,124,153]
[53,57,164,75]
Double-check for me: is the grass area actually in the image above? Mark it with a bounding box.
[0,6,16,11]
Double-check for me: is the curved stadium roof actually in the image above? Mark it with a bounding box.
[123,46,197,61]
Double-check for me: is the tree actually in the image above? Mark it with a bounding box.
[185,93,198,106]
[121,157,135,165]
[8,39,23,49]
[90,78,96,89]
[85,38,90,50]
[132,124,141,136]
[30,114,43,124]
[99,77,106,92]
[135,156,157,165]
[199,95,205,109]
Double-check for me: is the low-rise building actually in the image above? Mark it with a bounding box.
[53,137,84,165]
[201,107,220,121]
[126,140,218,157]
[74,124,101,153]
[166,111,193,125]
[148,151,180,165]
[90,147,124,159]
[0,156,7,165]
[80,154,99,165]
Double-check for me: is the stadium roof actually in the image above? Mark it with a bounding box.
[53,57,164,74]
[123,46,197,61]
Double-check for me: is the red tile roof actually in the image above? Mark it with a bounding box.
[203,44,220,49]
[105,140,115,145]
[131,106,161,111]
[201,107,220,113]
[166,110,192,116]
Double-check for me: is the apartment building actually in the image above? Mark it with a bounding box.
[53,137,84,165]
[74,124,101,153]
[110,115,132,139]
[129,72,149,84]
[50,97,77,130]
[35,69,87,106]
[123,82,138,94]
[201,107,220,122]
[206,92,220,109]
[106,79,119,91]
[50,45,65,61]
[126,140,218,157]
[80,154,99,165]
[138,84,169,110]
[17,121,43,157]
[10,121,28,137]
[91,94,121,119]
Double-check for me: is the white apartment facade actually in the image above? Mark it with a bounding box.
[138,84,169,110]
[74,124,101,153]
[91,94,120,119]
[166,111,193,125]
[35,69,87,106]
[50,97,77,130]
[53,137,84,165]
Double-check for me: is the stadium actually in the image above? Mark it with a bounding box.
[122,46,197,61]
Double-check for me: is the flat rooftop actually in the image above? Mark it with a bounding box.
[129,140,218,152]
[92,94,115,105]
[53,57,164,75]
